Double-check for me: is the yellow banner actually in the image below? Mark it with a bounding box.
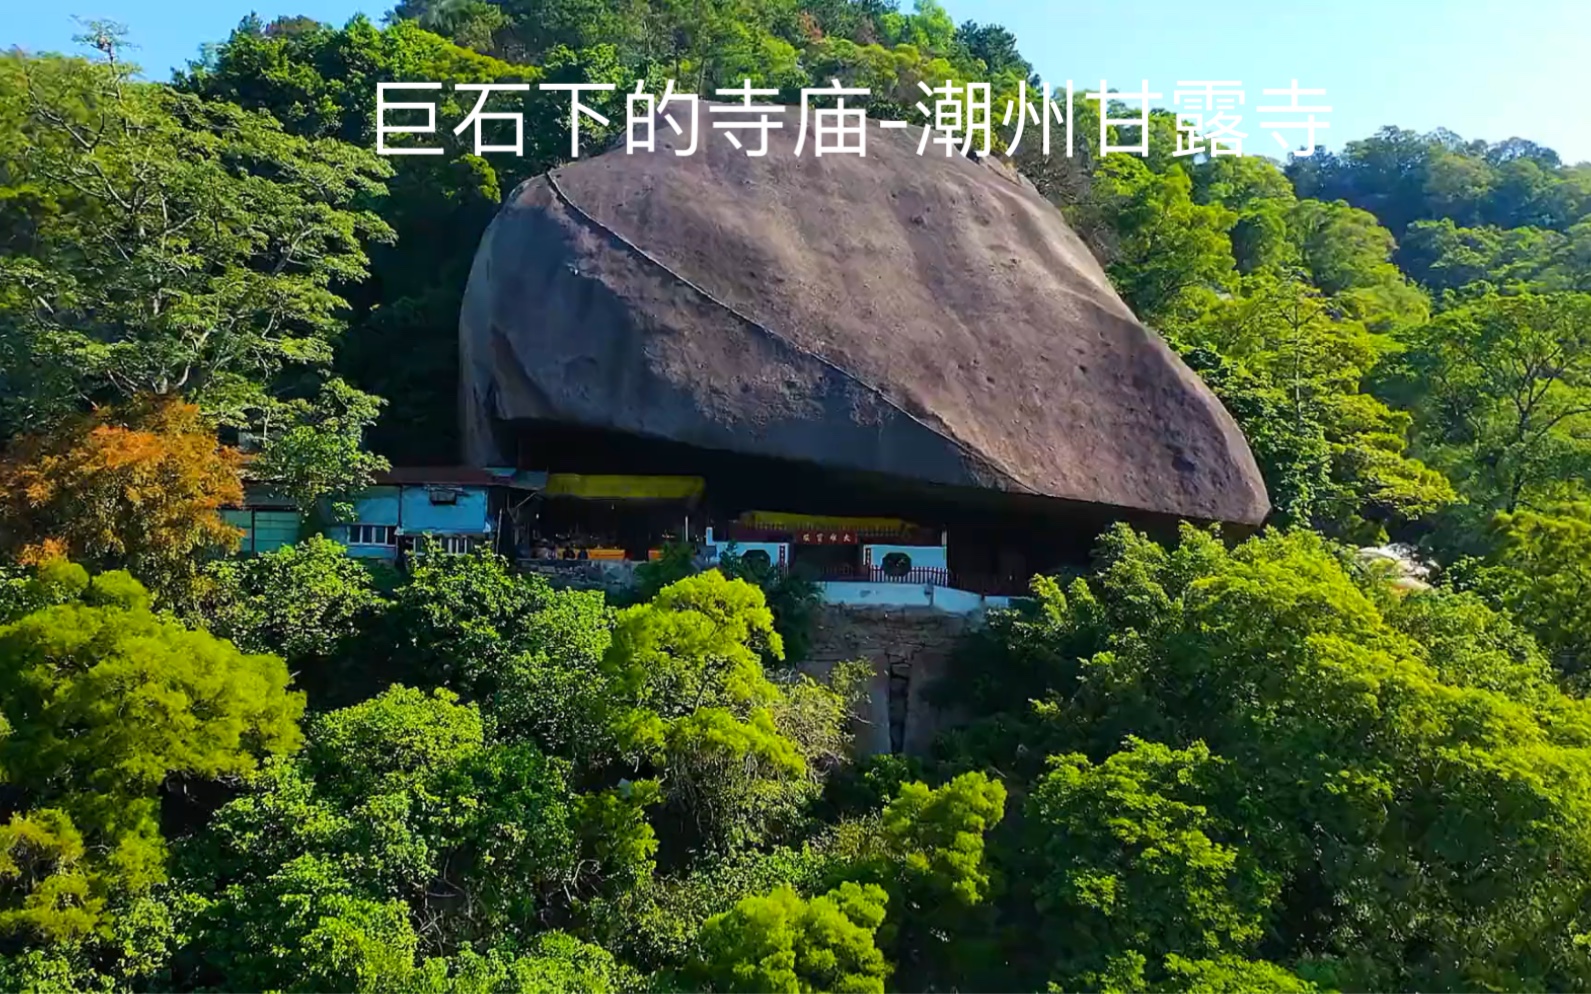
[543,474,704,500]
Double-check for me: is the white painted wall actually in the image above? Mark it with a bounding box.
[862,543,948,571]
[818,581,1014,615]
[701,533,789,569]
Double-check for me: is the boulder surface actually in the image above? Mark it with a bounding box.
[460,108,1270,525]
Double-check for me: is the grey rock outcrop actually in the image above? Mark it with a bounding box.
[460,107,1269,525]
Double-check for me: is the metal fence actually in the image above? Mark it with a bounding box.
[815,565,956,586]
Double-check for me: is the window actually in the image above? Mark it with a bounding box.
[221,510,255,554]
[881,551,912,577]
[349,524,396,546]
[427,487,460,506]
[403,533,475,555]
[254,511,302,554]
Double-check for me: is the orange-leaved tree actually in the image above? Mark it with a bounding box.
[0,397,245,602]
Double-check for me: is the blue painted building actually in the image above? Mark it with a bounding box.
[224,468,549,562]
[220,486,303,554]
[325,467,544,562]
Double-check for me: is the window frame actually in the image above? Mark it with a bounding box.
[402,533,475,555]
[349,523,397,547]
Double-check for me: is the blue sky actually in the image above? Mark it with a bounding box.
[9,0,1590,163]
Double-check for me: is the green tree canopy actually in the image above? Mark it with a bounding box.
[943,523,1591,991]
[0,565,303,988]
[1390,290,1591,525]
[690,881,891,994]
[0,44,393,440]
[197,535,389,700]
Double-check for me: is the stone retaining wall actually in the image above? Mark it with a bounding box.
[797,605,973,756]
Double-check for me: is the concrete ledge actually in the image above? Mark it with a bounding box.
[817,581,1013,615]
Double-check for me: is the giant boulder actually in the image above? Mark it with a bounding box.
[460,108,1269,526]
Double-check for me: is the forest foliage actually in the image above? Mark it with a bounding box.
[3,1,1591,991]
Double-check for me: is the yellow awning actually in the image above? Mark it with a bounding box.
[740,511,918,532]
[543,474,705,500]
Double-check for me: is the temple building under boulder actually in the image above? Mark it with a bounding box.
[452,107,1270,609]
